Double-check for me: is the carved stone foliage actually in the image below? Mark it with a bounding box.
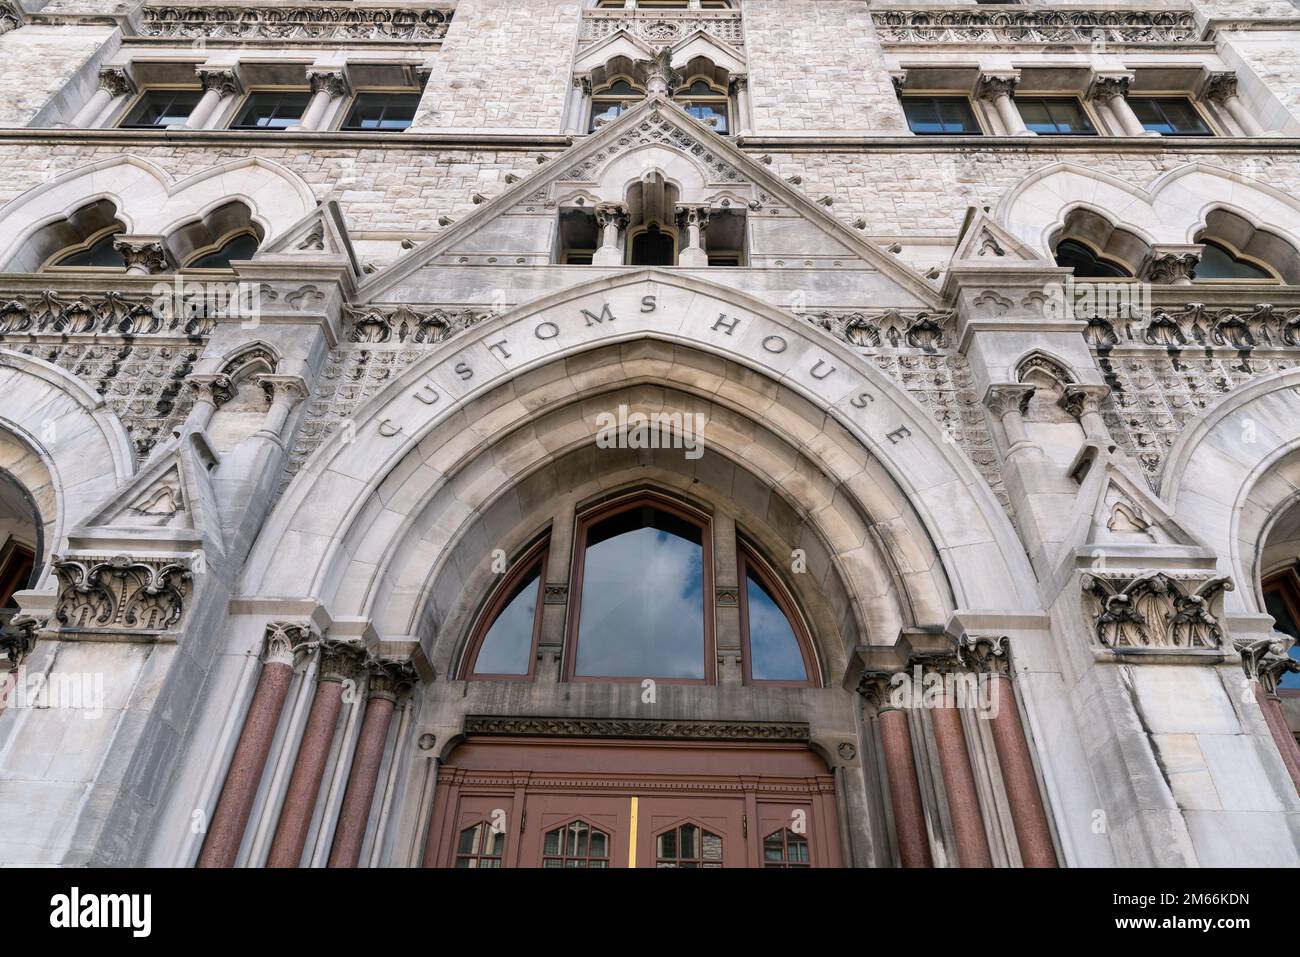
[463,715,810,743]
[579,10,744,49]
[138,5,453,41]
[1085,303,1300,352]
[53,555,194,633]
[343,304,489,344]
[564,104,743,184]
[872,9,1199,44]
[0,2,22,34]
[0,290,215,338]
[1082,572,1234,651]
[5,341,200,458]
[802,309,953,353]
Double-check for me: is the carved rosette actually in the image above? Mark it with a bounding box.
[958,635,1012,677]
[365,658,418,702]
[262,620,317,667]
[317,638,366,684]
[53,555,194,633]
[1082,572,1234,651]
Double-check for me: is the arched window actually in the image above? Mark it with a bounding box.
[543,820,610,867]
[628,222,677,266]
[462,542,547,679]
[740,549,814,684]
[454,821,506,868]
[184,232,261,270]
[763,828,811,868]
[49,228,126,269]
[655,822,724,867]
[1053,238,1132,279]
[570,497,710,680]
[589,78,644,132]
[1193,239,1277,282]
[461,493,819,687]
[677,78,730,134]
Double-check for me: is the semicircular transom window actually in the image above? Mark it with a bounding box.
[1053,238,1131,279]
[573,500,708,680]
[1193,240,1276,281]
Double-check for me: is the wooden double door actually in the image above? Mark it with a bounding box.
[426,738,841,869]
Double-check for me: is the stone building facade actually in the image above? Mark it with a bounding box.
[0,0,1298,868]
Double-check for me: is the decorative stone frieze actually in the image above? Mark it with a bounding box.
[138,5,453,42]
[802,309,953,352]
[463,715,810,743]
[0,290,216,337]
[1081,571,1234,651]
[578,9,744,49]
[343,304,489,344]
[871,9,1199,45]
[53,555,195,634]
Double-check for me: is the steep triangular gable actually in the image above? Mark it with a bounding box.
[950,209,1048,266]
[258,200,360,277]
[358,96,942,306]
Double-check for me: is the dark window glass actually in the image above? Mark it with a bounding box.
[120,89,202,128]
[630,224,676,266]
[565,253,594,265]
[683,102,728,133]
[232,92,310,130]
[763,829,811,868]
[542,821,609,868]
[1263,583,1300,690]
[341,92,420,131]
[187,233,259,269]
[471,562,541,676]
[453,822,505,868]
[656,824,723,867]
[55,232,125,268]
[745,565,807,682]
[1054,239,1131,278]
[575,505,705,678]
[1193,240,1273,280]
[902,96,981,135]
[1017,97,1096,135]
[1129,97,1211,136]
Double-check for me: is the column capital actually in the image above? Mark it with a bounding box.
[573,73,592,95]
[857,670,902,713]
[317,638,366,684]
[674,204,711,229]
[98,67,135,98]
[595,202,629,230]
[257,373,308,404]
[365,657,419,701]
[1144,245,1203,285]
[185,373,234,408]
[1260,652,1300,697]
[262,620,319,667]
[1201,71,1238,105]
[307,68,350,98]
[196,66,241,98]
[112,235,170,275]
[1234,637,1288,682]
[1087,73,1133,102]
[1058,383,1110,419]
[728,73,748,95]
[975,73,1020,102]
[958,634,1012,677]
[890,72,907,99]
[984,383,1034,418]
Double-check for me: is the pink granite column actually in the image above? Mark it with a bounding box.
[266,639,365,868]
[198,621,314,868]
[862,673,932,868]
[986,673,1056,867]
[1255,682,1300,792]
[327,659,416,868]
[931,683,994,868]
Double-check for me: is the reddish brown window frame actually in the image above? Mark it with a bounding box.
[460,539,548,681]
[0,538,35,611]
[738,546,819,688]
[1262,565,1300,698]
[762,827,812,868]
[453,820,507,868]
[541,818,612,868]
[564,491,716,684]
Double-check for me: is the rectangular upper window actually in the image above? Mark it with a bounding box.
[341,92,420,131]
[902,96,982,135]
[1016,97,1096,135]
[1129,97,1211,136]
[120,89,202,128]
[231,91,310,130]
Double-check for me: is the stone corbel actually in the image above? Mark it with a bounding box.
[1143,244,1203,285]
[112,235,171,276]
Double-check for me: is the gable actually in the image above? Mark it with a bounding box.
[358,96,942,308]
